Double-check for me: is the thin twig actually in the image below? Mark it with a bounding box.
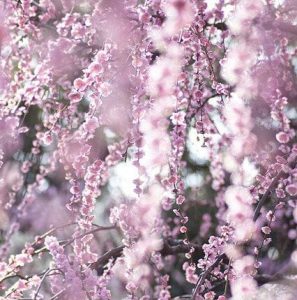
[253,157,297,221]
[161,240,202,257]
[192,253,226,299]
[253,171,284,221]
[62,225,116,248]
[50,288,65,300]
[33,268,51,300]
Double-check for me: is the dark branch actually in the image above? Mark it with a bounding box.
[206,22,228,31]
[253,157,297,221]
[192,253,226,299]
[91,240,203,274]
[161,239,202,256]
[90,245,125,273]
[253,170,284,221]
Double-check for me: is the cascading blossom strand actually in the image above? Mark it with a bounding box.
[0,0,297,299]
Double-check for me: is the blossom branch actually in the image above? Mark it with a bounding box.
[192,253,226,299]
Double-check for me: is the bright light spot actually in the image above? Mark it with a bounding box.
[187,127,210,164]
[268,247,279,260]
[185,173,204,188]
[109,162,138,198]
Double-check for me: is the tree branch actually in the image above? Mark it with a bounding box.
[192,253,226,299]
[253,170,284,221]
[253,157,297,221]
[161,240,202,256]
[90,245,125,272]
[91,240,203,274]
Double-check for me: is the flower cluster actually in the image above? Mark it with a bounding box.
[0,0,297,299]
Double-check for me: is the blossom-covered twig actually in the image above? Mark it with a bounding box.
[192,253,226,299]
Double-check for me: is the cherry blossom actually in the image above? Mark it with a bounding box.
[0,0,297,299]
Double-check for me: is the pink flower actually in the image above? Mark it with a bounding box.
[266,211,276,222]
[261,226,271,235]
[16,279,27,290]
[43,131,53,145]
[69,91,82,103]
[286,183,297,196]
[231,277,257,298]
[276,202,285,209]
[74,78,88,91]
[204,291,215,300]
[85,117,99,133]
[163,0,195,35]
[263,238,272,246]
[176,195,185,205]
[224,186,253,215]
[185,264,198,284]
[180,226,187,233]
[14,253,33,267]
[148,53,182,97]
[276,131,290,143]
[88,62,104,75]
[170,111,186,125]
[233,256,255,276]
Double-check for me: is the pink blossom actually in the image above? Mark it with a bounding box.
[286,183,297,196]
[163,0,195,35]
[261,226,271,235]
[73,78,88,91]
[42,131,53,145]
[204,291,215,300]
[185,264,198,284]
[1,1,297,299]
[231,277,257,299]
[176,195,185,205]
[85,116,99,133]
[170,111,186,125]
[69,91,82,103]
[180,225,187,233]
[88,62,104,75]
[276,131,290,143]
